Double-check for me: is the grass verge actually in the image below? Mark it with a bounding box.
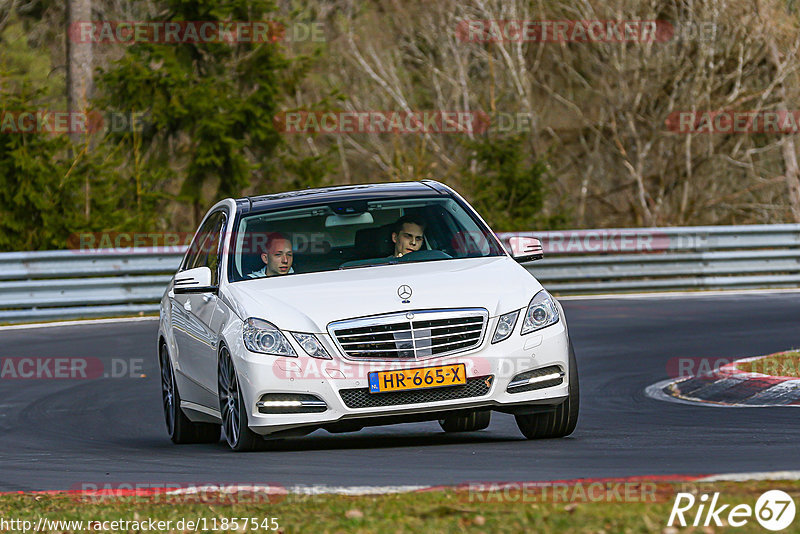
[1,480,799,533]
[737,350,800,378]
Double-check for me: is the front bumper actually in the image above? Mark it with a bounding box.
[230,316,571,436]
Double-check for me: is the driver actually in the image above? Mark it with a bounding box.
[391,215,426,257]
[249,232,294,278]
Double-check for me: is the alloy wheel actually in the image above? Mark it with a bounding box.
[160,348,175,436]
[218,348,241,448]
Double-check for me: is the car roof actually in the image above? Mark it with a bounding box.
[236,180,450,214]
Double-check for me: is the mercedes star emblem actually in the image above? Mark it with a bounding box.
[397,285,412,300]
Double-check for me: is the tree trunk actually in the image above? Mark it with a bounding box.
[66,0,93,220]
[767,40,800,222]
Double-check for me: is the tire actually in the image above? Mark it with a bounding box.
[515,341,580,439]
[159,343,220,444]
[218,347,268,451]
[439,410,491,432]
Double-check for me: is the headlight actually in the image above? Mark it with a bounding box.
[521,290,559,334]
[492,310,520,343]
[243,318,297,357]
[291,333,332,360]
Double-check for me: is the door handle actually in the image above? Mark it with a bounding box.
[202,294,215,303]
[183,300,191,312]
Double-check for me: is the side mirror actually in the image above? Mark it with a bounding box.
[173,266,216,293]
[508,236,544,262]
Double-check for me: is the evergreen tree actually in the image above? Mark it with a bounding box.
[461,134,566,232]
[96,0,291,225]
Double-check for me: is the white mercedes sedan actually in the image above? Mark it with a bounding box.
[158,181,578,451]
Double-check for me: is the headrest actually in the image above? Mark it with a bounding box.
[354,224,394,259]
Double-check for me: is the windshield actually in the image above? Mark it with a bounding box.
[228,195,506,282]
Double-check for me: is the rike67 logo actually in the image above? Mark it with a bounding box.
[668,490,796,531]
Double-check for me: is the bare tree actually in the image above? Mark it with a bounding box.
[277,0,800,228]
[66,0,92,219]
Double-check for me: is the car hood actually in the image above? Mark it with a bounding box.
[222,256,543,333]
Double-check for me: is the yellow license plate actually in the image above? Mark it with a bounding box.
[368,363,466,393]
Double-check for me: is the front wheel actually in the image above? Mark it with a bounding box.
[218,347,267,451]
[515,341,579,439]
[159,343,220,444]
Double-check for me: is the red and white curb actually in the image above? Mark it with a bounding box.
[646,352,800,407]
[3,472,800,498]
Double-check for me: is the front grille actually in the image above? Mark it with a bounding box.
[329,309,487,360]
[339,375,494,409]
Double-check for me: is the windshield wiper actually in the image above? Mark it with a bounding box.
[396,256,450,265]
[341,254,455,270]
[340,260,399,270]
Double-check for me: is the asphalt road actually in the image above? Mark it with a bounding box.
[1,293,799,491]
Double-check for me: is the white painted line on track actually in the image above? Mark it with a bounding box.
[164,484,428,496]
[699,471,800,482]
[0,316,158,331]
[287,485,429,495]
[558,287,800,301]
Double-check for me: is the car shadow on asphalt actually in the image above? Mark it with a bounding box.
[253,430,525,452]
[132,428,527,454]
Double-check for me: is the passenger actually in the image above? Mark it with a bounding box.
[249,232,294,278]
[391,215,426,257]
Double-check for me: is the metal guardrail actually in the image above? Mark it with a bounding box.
[506,224,800,293]
[0,224,798,323]
[0,249,183,323]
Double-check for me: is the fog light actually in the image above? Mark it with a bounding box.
[507,365,564,393]
[256,394,327,414]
